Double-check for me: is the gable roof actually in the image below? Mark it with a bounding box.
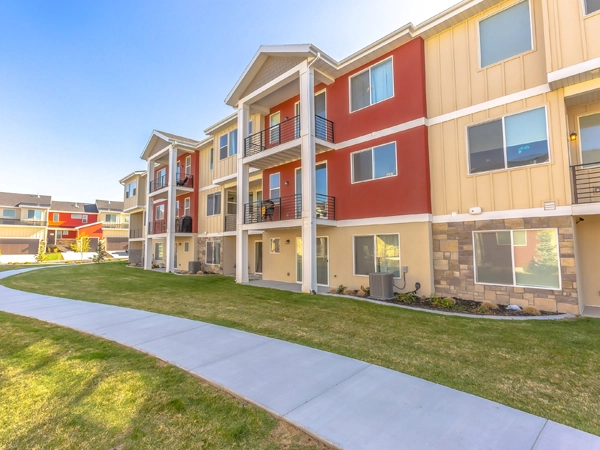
[95,200,124,212]
[0,191,52,208]
[50,201,98,214]
[140,130,200,160]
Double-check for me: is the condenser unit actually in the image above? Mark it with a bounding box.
[369,272,394,300]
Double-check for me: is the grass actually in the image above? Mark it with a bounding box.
[3,263,600,436]
[0,311,325,450]
[0,264,57,272]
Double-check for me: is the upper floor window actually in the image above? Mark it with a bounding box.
[585,0,600,15]
[269,173,280,199]
[156,204,165,220]
[82,214,88,224]
[479,1,532,68]
[53,213,59,222]
[249,120,253,135]
[185,155,191,175]
[156,168,167,189]
[351,142,397,183]
[105,214,118,223]
[219,134,228,160]
[207,192,222,216]
[209,148,214,170]
[72,214,81,219]
[467,106,548,174]
[125,180,137,198]
[27,210,42,220]
[184,197,191,216]
[2,209,16,218]
[350,58,393,112]
[579,112,600,164]
[229,129,238,157]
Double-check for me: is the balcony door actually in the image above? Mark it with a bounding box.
[580,112,600,164]
[295,163,327,218]
[315,90,326,140]
[270,112,280,145]
[296,236,329,286]
[294,102,300,139]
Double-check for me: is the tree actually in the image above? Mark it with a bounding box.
[528,230,558,273]
[35,240,48,263]
[92,239,109,263]
[71,233,91,262]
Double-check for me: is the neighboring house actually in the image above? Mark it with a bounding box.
[123,0,600,314]
[120,171,147,264]
[95,199,129,251]
[0,192,51,262]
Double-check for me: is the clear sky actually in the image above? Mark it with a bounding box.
[0,0,458,203]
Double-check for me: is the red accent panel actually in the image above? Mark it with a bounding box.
[48,212,99,228]
[77,222,103,239]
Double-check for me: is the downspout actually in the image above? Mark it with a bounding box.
[307,51,321,69]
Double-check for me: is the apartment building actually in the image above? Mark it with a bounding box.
[121,171,147,264]
[123,0,600,314]
[0,192,51,262]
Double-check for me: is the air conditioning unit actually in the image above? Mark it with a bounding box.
[369,272,394,300]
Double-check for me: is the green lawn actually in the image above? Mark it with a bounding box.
[0,312,324,450]
[3,263,600,436]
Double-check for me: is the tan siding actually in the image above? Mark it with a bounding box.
[241,57,304,99]
[0,226,45,239]
[567,100,600,165]
[198,187,223,234]
[425,0,548,118]
[429,91,571,215]
[123,174,146,211]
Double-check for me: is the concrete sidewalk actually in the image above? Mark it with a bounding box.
[0,268,598,450]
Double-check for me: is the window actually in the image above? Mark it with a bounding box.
[350,58,393,112]
[71,214,81,219]
[206,192,222,216]
[124,215,130,223]
[185,155,191,175]
[154,243,164,260]
[176,200,180,218]
[468,107,548,174]
[248,120,253,135]
[270,112,280,144]
[206,241,221,264]
[270,238,281,254]
[474,229,560,289]
[184,197,190,216]
[125,180,137,198]
[53,213,59,222]
[82,214,88,224]
[2,209,16,218]
[27,210,42,220]
[184,242,190,253]
[227,191,236,215]
[351,142,397,183]
[156,168,166,188]
[57,230,63,239]
[105,214,117,223]
[579,113,600,164]
[229,129,238,156]
[210,148,214,170]
[354,234,400,278]
[269,173,280,199]
[479,1,532,68]
[584,0,600,15]
[219,134,228,160]
[156,204,165,220]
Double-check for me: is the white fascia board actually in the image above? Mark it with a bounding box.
[548,56,600,84]
[119,170,146,185]
[203,112,238,135]
[335,214,432,227]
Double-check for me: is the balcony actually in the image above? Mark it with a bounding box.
[243,115,334,169]
[224,214,236,232]
[572,163,600,204]
[103,222,129,229]
[243,193,335,225]
[0,218,47,227]
[129,228,143,239]
[149,173,194,194]
[147,217,194,235]
[148,219,166,234]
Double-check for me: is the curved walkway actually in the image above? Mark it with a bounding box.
[0,268,598,450]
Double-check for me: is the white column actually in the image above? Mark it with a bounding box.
[165,146,177,273]
[236,103,250,283]
[144,160,155,270]
[299,63,317,293]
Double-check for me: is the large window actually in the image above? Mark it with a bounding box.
[479,1,532,68]
[219,134,228,160]
[206,241,221,265]
[585,0,600,15]
[350,58,393,112]
[579,112,600,164]
[27,210,42,220]
[474,229,560,289]
[468,107,548,174]
[2,209,16,218]
[126,180,137,198]
[229,129,238,156]
[269,173,280,199]
[351,142,397,183]
[354,234,400,278]
[207,192,221,216]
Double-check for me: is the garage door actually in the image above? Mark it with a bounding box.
[106,237,128,251]
[89,238,99,251]
[0,239,39,255]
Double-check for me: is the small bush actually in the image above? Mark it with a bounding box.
[432,297,456,309]
[396,292,417,303]
[523,306,541,316]
[360,285,370,296]
[336,284,347,294]
[481,301,499,310]
[343,289,356,296]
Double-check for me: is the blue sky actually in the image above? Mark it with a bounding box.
[0,0,457,203]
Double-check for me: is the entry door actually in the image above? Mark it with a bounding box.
[255,241,263,274]
[580,112,600,164]
[296,237,329,285]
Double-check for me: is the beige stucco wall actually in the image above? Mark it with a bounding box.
[429,90,572,215]
[575,214,600,307]
[260,222,434,295]
[543,0,600,74]
[175,236,196,271]
[425,0,548,118]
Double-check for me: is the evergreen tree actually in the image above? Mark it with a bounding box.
[529,230,558,272]
[92,240,109,263]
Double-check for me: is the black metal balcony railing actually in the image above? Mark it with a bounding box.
[315,115,334,142]
[243,193,335,224]
[572,162,600,204]
[0,218,47,227]
[103,222,129,229]
[149,175,167,193]
[224,214,236,232]
[129,228,143,238]
[149,173,194,193]
[148,219,166,234]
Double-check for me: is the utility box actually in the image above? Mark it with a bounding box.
[189,261,202,273]
[369,272,394,300]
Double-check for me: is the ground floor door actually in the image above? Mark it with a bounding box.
[255,241,262,274]
[296,236,329,286]
[576,214,600,308]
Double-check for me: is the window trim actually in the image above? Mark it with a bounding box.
[53,213,59,222]
[476,0,535,70]
[184,197,191,217]
[228,129,238,157]
[206,241,221,265]
[473,228,562,290]
[209,148,214,170]
[352,233,402,279]
[269,172,281,199]
[206,192,222,216]
[465,105,551,176]
[348,56,395,114]
[576,110,600,165]
[270,237,281,254]
[184,242,190,253]
[219,134,228,160]
[156,204,165,220]
[583,0,600,16]
[2,209,17,218]
[185,155,191,175]
[350,141,398,184]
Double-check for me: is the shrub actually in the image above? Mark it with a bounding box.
[432,297,456,309]
[336,284,347,294]
[523,306,541,316]
[396,292,417,303]
[360,285,370,296]
[481,301,499,310]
